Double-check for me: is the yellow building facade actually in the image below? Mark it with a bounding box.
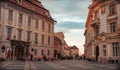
[0,0,55,60]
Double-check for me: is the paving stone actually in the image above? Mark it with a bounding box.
[0,60,119,70]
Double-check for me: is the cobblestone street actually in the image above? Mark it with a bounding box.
[0,60,120,70]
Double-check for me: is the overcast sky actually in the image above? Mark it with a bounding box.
[39,0,92,55]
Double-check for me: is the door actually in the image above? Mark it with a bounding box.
[96,46,99,61]
[15,46,24,60]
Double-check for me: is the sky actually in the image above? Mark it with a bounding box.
[39,0,92,55]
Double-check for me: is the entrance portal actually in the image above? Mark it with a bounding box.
[11,40,30,60]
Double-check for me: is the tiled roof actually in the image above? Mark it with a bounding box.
[8,0,54,21]
[69,46,79,49]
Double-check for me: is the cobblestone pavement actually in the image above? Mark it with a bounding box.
[0,60,120,70]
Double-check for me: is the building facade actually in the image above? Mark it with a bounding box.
[0,0,55,60]
[54,35,62,59]
[69,46,79,56]
[84,0,120,63]
[54,32,65,56]
[64,41,70,56]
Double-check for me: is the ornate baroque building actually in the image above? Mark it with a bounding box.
[84,0,120,63]
[0,0,55,60]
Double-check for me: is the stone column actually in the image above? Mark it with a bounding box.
[107,43,112,62]
[107,44,111,57]
[99,45,102,57]
[99,45,102,62]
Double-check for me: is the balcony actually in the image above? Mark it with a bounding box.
[107,15,117,20]
[91,18,100,27]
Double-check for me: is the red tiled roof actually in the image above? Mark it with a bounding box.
[28,0,45,9]
[8,0,54,21]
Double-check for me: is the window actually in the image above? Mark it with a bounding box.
[103,45,106,56]
[28,17,31,28]
[35,20,38,29]
[27,31,31,41]
[48,24,50,33]
[103,50,106,56]
[101,6,105,14]
[48,36,50,45]
[109,4,116,16]
[103,45,106,48]
[41,34,44,45]
[18,30,22,40]
[110,22,116,33]
[41,50,44,55]
[7,27,12,39]
[47,50,50,56]
[8,10,13,21]
[19,13,23,23]
[94,26,99,37]
[112,42,119,56]
[34,49,37,55]
[42,21,45,32]
[35,33,38,44]
[31,48,34,52]
[94,11,99,20]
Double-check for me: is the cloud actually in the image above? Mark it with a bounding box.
[39,0,91,33]
[38,0,91,54]
[39,0,91,18]
[55,21,85,32]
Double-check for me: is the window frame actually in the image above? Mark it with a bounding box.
[109,4,116,16]
[41,34,44,46]
[110,22,116,33]
[18,29,22,40]
[19,13,23,23]
[35,33,38,44]
[27,31,31,41]
[42,21,45,32]
[48,36,50,45]
[8,9,13,21]
[112,42,119,56]
[7,27,12,39]
[35,19,38,30]
[28,16,31,28]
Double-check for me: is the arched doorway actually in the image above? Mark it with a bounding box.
[96,46,99,61]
